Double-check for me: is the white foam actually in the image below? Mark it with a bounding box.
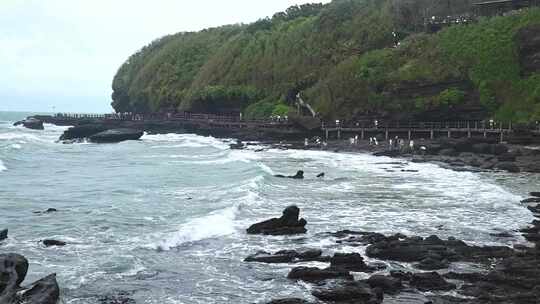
[154,205,239,251]
[10,144,21,150]
[0,159,6,172]
[142,133,229,150]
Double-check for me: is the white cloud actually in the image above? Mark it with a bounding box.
[0,0,330,112]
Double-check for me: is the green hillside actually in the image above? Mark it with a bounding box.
[111,0,540,122]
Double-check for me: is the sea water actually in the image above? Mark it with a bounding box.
[0,111,537,303]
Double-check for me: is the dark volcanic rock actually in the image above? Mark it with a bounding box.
[60,124,109,140]
[287,266,353,282]
[43,240,66,247]
[522,197,540,204]
[531,192,540,198]
[89,128,144,143]
[0,253,29,289]
[19,274,60,304]
[246,206,307,235]
[266,299,311,304]
[365,234,513,264]
[495,162,520,173]
[366,275,403,294]
[275,170,304,179]
[0,229,7,241]
[410,272,456,291]
[14,118,44,130]
[245,249,327,264]
[330,253,373,272]
[312,281,383,303]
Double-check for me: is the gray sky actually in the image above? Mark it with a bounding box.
[0,0,329,113]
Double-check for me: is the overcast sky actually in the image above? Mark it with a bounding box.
[0,0,329,113]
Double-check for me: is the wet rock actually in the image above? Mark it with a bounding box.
[415,255,450,270]
[439,149,458,157]
[89,128,144,143]
[43,240,66,247]
[245,249,327,264]
[366,275,403,294]
[99,293,136,304]
[312,281,383,303]
[19,274,60,304]
[14,118,44,130]
[316,172,325,178]
[229,140,245,150]
[60,124,109,141]
[246,206,307,235]
[0,229,7,241]
[410,272,456,291]
[0,253,29,289]
[491,144,509,155]
[330,253,373,272]
[495,162,520,173]
[265,299,311,304]
[531,192,540,198]
[275,170,304,179]
[287,266,353,282]
[521,197,540,204]
[471,143,491,154]
[527,204,540,213]
[34,208,58,215]
[497,152,517,162]
[365,234,513,264]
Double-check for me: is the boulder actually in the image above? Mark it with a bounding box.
[0,229,7,241]
[19,274,60,304]
[410,272,456,291]
[60,124,108,141]
[495,162,520,173]
[246,206,307,235]
[287,267,353,282]
[14,118,44,130]
[329,253,373,272]
[366,275,403,294]
[0,253,29,290]
[312,281,383,303]
[89,128,143,143]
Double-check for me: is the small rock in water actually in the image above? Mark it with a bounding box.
[0,229,7,241]
[275,170,304,179]
[43,240,66,247]
[316,172,325,178]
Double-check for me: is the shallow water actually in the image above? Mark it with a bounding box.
[0,111,538,303]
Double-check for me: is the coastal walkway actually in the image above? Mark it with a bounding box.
[40,113,525,142]
[322,121,514,142]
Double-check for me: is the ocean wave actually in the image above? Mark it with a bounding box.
[153,205,240,251]
[190,150,261,165]
[0,159,6,172]
[142,133,229,150]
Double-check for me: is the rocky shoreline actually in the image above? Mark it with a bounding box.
[245,196,540,304]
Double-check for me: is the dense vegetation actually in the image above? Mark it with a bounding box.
[112,0,540,122]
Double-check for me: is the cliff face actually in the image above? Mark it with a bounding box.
[111,0,540,122]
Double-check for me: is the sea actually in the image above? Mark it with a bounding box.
[0,111,538,303]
